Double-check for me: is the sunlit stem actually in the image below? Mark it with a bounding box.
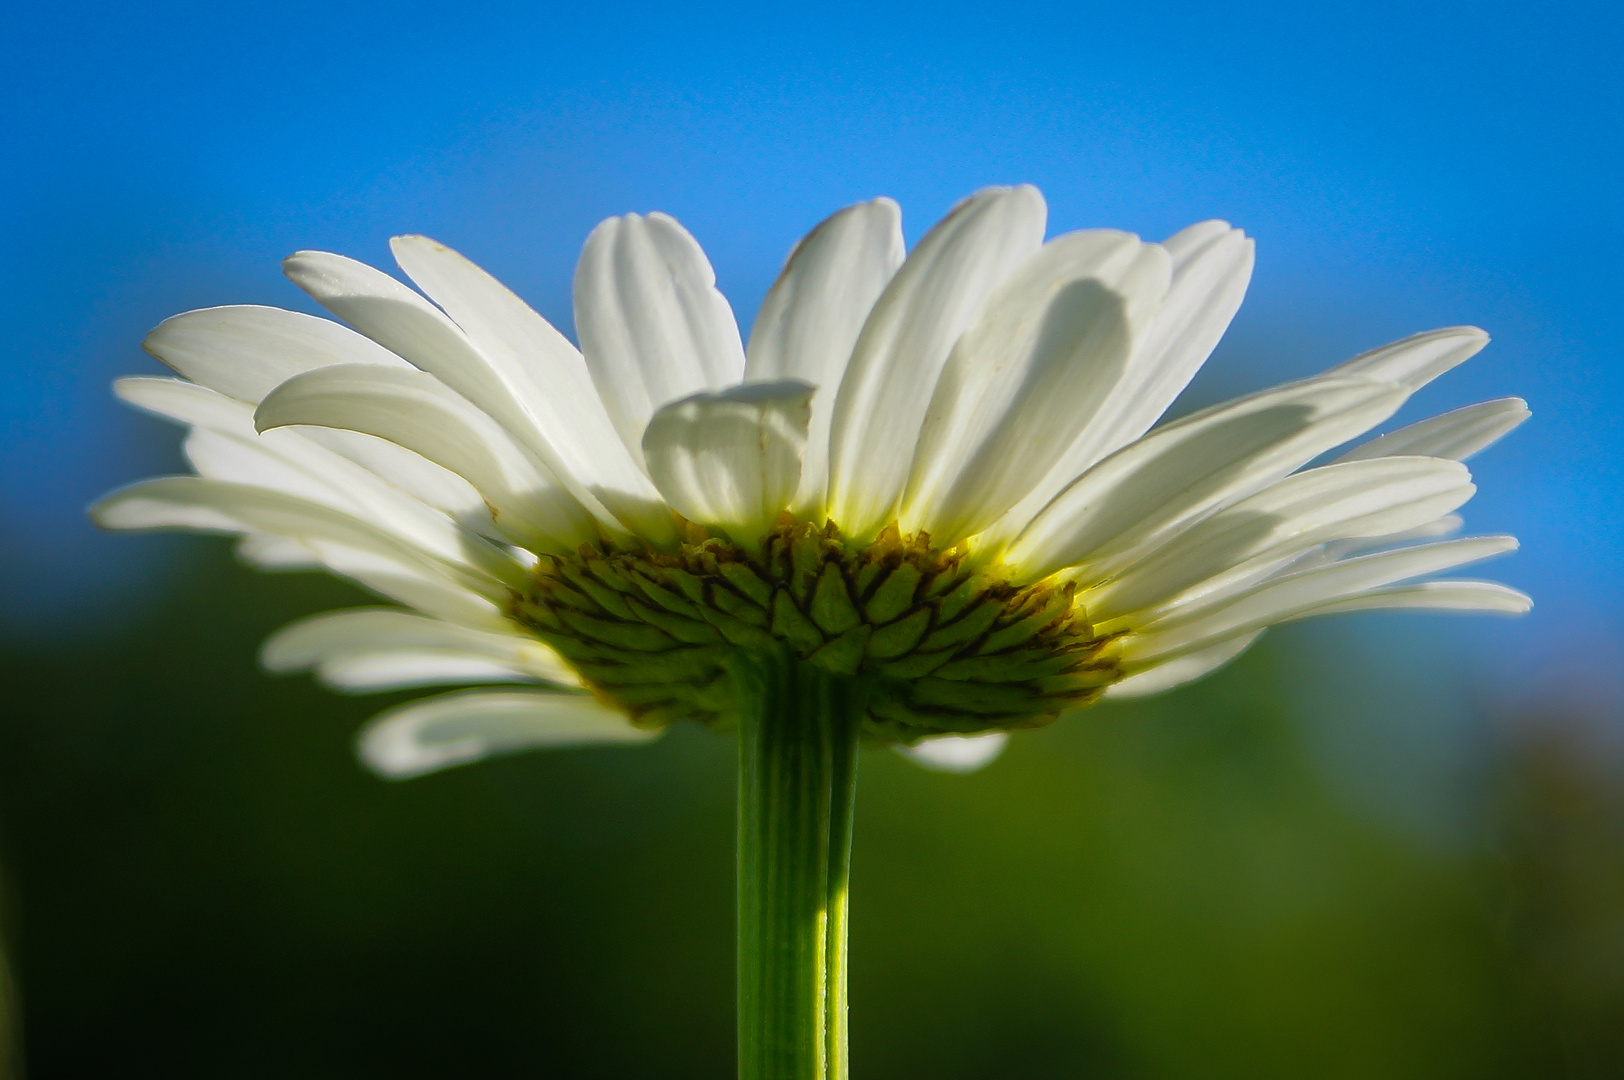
[734,646,860,1080]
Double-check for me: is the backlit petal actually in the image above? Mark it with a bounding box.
[574,213,746,466]
[641,381,815,545]
[358,689,660,779]
[826,186,1047,540]
[1006,376,1407,584]
[746,198,905,516]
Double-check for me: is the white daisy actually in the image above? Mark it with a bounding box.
[91,185,1529,779]
[92,185,1532,1079]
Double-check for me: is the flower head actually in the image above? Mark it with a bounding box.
[92,186,1531,778]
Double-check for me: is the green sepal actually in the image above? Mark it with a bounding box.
[810,563,861,635]
[721,561,774,608]
[790,530,825,604]
[864,607,931,660]
[919,597,1002,652]
[932,650,1080,682]
[979,589,1073,653]
[921,565,966,601]
[864,563,921,624]
[853,560,885,599]
[586,556,642,596]
[554,608,676,652]
[1037,668,1119,694]
[627,568,706,620]
[909,677,1043,712]
[698,604,780,651]
[665,566,710,606]
[543,578,605,616]
[559,562,635,619]
[807,625,871,675]
[624,596,724,645]
[874,649,954,679]
[771,590,826,654]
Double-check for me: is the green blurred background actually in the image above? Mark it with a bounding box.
[3,530,1620,1078]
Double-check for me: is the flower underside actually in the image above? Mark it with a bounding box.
[512,518,1119,741]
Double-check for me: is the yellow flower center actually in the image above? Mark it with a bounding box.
[510,519,1121,742]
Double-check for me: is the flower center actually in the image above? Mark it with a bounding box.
[509,520,1121,742]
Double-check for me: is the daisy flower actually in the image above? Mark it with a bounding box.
[92,185,1529,1079]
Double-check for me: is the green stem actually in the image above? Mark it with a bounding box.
[734,647,860,1080]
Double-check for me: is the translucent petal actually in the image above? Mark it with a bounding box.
[118,377,503,565]
[1086,455,1474,622]
[894,732,1010,773]
[1105,632,1263,699]
[902,229,1170,545]
[296,540,512,632]
[826,186,1047,540]
[89,476,524,597]
[388,235,658,527]
[236,533,320,570]
[1121,535,1520,664]
[257,364,599,552]
[574,212,746,466]
[745,198,905,515]
[641,381,814,545]
[1334,397,1530,463]
[358,689,659,779]
[284,249,669,542]
[142,304,409,404]
[984,222,1255,544]
[264,607,578,691]
[1006,376,1407,584]
[1326,325,1488,390]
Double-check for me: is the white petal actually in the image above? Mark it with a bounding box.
[1085,456,1474,622]
[902,229,1171,544]
[1105,632,1262,699]
[89,476,523,597]
[118,374,277,432]
[119,376,490,565]
[1288,579,1532,618]
[826,186,1048,541]
[257,364,599,553]
[142,304,410,404]
[327,653,550,691]
[894,731,1010,773]
[1092,222,1256,450]
[358,689,659,779]
[986,223,1255,544]
[263,607,573,677]
[118,377,511,573]
[236,533,321,570]
[1306,513,1464,567]
[181,426,349,506]
[1334,398,1530,463]
[283,249,669,543]
[745,199,905,516]
[298,540,513,632]
[264,607,579,691]
[299,427,490,526]
[1326,326,1489,390]
[387,235,660,529]
[574,213,746,467]
[1121,535,1520,664]
[641,381,814,545]
[1006,376,1407,584]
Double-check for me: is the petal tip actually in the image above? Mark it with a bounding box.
[895,732,1010,774]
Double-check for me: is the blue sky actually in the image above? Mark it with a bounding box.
[4,0,1620,676]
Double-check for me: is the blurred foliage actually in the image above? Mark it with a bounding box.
[1,542,1620,1078]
